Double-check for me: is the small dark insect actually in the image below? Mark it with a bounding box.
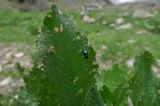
[82,49,89,59]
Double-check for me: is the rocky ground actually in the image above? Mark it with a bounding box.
[0,44,32,72]
[0,44,33,95]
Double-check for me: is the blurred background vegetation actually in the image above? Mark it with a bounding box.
[0,0,160,105]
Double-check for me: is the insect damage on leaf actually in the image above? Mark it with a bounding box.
[54,26,59,32]
[20,3,99,106]
[53,24,63,32]
[48,46,56,54]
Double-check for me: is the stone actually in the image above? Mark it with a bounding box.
[126,58,135,68]
[83,15,95,23]
[133,9,154,18]
[0,77,12,86]
[111,18,125,28]
[80,6,88,17]
[116,18,125,25]
[14,52,24,58]
[116,23,132,29]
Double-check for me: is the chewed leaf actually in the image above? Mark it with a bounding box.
[22,3,98,106]
[130,51,158,106]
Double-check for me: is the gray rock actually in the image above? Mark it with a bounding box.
[116,18,125,25]
[116,23,132,29]
[126,58,135,68]
[83,15,96,23]
[111,18,126,28]
[14,52,24,58]
[0,44,33,72]
[0,77,12,86]
[133,9,154,18]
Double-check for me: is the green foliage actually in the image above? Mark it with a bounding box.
[142,17,160,34]
[130,51,159,106]
[101,65,128,93]
[98,65,129,106]
[19,3,101,106]
[99,51,160,106]
[16,3,160,106]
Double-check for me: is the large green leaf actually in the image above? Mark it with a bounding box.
[130,51,158,106]
[101,65,128,93]
[21,4,99,106]
[98,65,129,105]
